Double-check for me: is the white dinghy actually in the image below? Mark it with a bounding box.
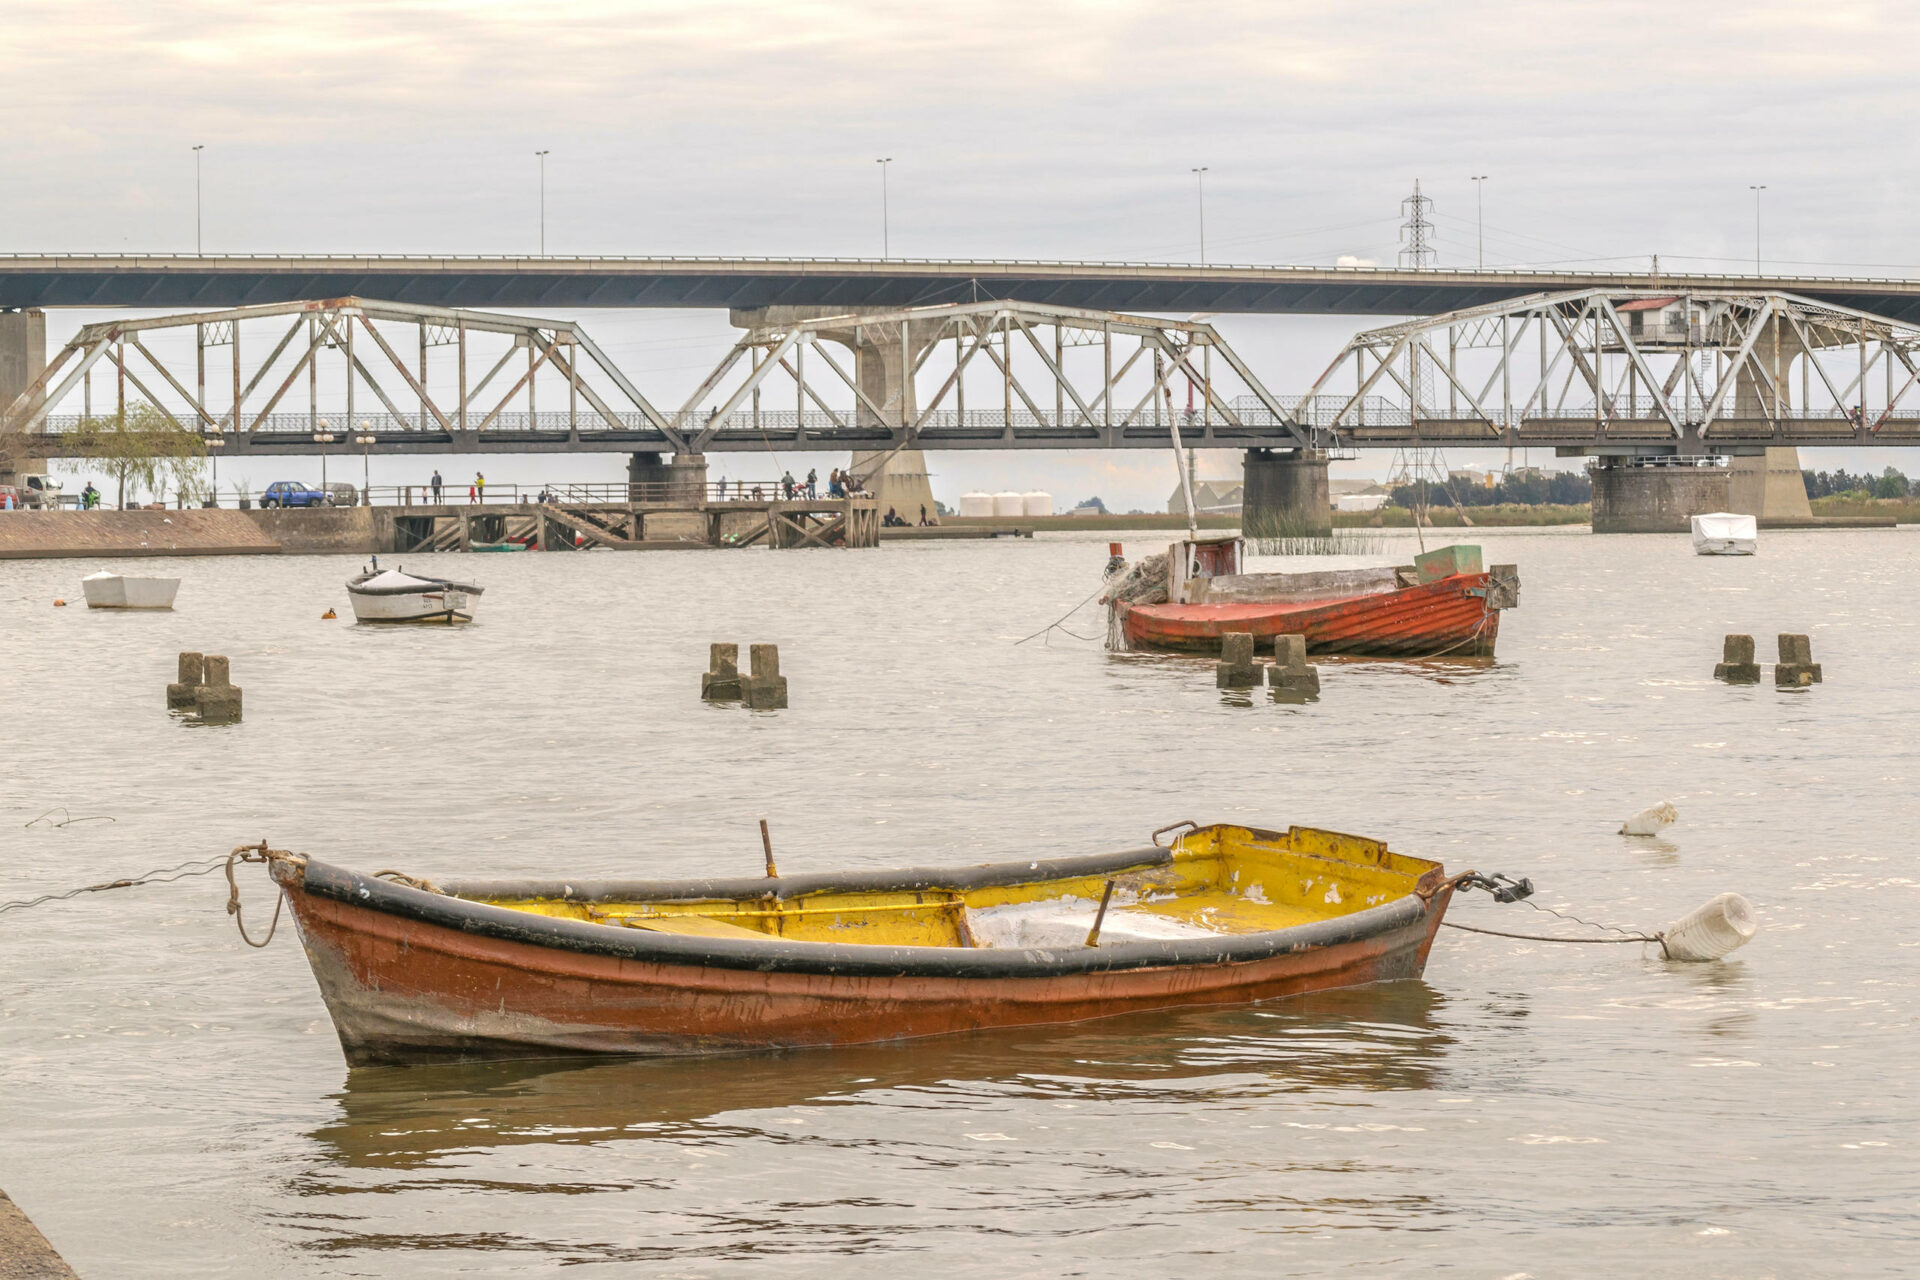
[81,570,181,610]
[1691,512,1758,556]
[345,562,483,624]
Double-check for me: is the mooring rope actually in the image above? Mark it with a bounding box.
[1014,580,1111,645]
[2,842,304,950]
[1443,920,1665,948]
[0,854,230,916]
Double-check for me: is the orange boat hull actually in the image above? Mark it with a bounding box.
[272,857,1454,1065]
[1118,572,1500,657]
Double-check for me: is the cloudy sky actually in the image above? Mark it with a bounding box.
[10,0,1917,504]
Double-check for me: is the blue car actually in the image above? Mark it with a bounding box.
[259,481,334,509]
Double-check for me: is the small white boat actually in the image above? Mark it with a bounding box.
[345,565,483,624]
[81,570,181,610]
[1691,512,1758,556]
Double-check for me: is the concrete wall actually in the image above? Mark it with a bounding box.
[1590,464,1728,533]
[1241,449,1331,538]
[241,506,377,553]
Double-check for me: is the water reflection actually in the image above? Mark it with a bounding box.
[306,982,1454,1172]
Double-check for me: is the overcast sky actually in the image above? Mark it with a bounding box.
[11,1,1918,504]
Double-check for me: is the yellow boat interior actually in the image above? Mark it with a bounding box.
[464,824,1443,950]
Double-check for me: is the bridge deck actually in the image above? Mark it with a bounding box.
[5,255,1920,321]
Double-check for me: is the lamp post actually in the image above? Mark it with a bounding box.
[536,150,550,255]
[192,145,205,254]
[314,423,335,493]
[355,425,375,503]
[205,432,223,505]
[1469,175,1488,268]
[1191,167,1208,264]
[876,158,893,258]
[1748,184,1766,273]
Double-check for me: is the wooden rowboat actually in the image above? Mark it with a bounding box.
[265,822,1463,1066]
[1109,539,1520,658]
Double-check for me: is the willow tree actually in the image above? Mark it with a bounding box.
[68,405,210,508]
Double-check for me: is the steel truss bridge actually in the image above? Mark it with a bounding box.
[6,254,1920,321]
[4,290,1918,460]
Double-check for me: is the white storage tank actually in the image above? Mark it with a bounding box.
[1021,490,1053,517]
[959,491,995,518]
[992,490,1025,518]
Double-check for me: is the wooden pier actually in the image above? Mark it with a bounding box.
[384,496,880,553]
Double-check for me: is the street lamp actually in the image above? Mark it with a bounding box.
[876,158,893,258]
[314,422,335,492]
[204,432,224,505]
[536,150,551,255]
[355,426,376,504]
[192,145,205,254]
[1191,167,1208,264]
[1469,175,1488,268]
[1748,184,1766,274]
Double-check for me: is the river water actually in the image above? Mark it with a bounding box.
[1,526,1913,1277]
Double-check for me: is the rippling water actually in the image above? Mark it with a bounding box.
[2,527,1914,1277]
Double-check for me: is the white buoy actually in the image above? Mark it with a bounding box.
[1620,801,1677,836]
[1660,893,1757,961]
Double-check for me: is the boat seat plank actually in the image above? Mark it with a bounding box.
[615,914,769,940]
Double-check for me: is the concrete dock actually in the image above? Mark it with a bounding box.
[0,496,881,559]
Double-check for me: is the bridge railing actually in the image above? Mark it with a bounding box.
[362,479,806,507]
[30,396,1920,442]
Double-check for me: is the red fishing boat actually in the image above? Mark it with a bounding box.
[1106,537,1520,657]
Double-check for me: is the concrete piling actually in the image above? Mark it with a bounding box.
[1268,634,1321,695]
[167,651,204,708]
[1714,635,1761,684]
[743,643,789,709]
[701,643,743,701]
[194,655,243,723]
[1775,633,1822,686]
[1216,632,1260,688]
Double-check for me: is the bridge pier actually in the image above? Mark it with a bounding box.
[731,307,939,523]
[628,450,707,502]
[1594,313,1817,533]
[1241,448,1331,540]
[0,309,46,485]
[1589,459,1731,533]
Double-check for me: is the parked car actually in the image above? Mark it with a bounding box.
[259,481,334,509]
[0,485,23,511]
[323,482,360,508]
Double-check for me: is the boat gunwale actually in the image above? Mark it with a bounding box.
[434,845,1174,904]
[289,850,1439,981]
[346,573,485,597]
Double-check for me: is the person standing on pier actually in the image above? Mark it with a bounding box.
[473,472,486,503]
[806,467,818,498]
[431,469,443,503]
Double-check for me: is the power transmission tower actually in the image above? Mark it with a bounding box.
[1399,180,1436,270]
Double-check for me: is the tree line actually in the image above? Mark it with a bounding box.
[1801,468,1914,500]
[1389,469,1593,510]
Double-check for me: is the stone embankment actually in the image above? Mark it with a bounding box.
[0,509,283,559]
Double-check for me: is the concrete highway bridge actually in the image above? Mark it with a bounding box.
[4,256,1919,533]
[4,254,1920,320]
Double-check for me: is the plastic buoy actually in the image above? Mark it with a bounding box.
[1620,801,1677,836]
[1661,892,1757,961]
[321,609,337,620]
[53,599,67,607]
